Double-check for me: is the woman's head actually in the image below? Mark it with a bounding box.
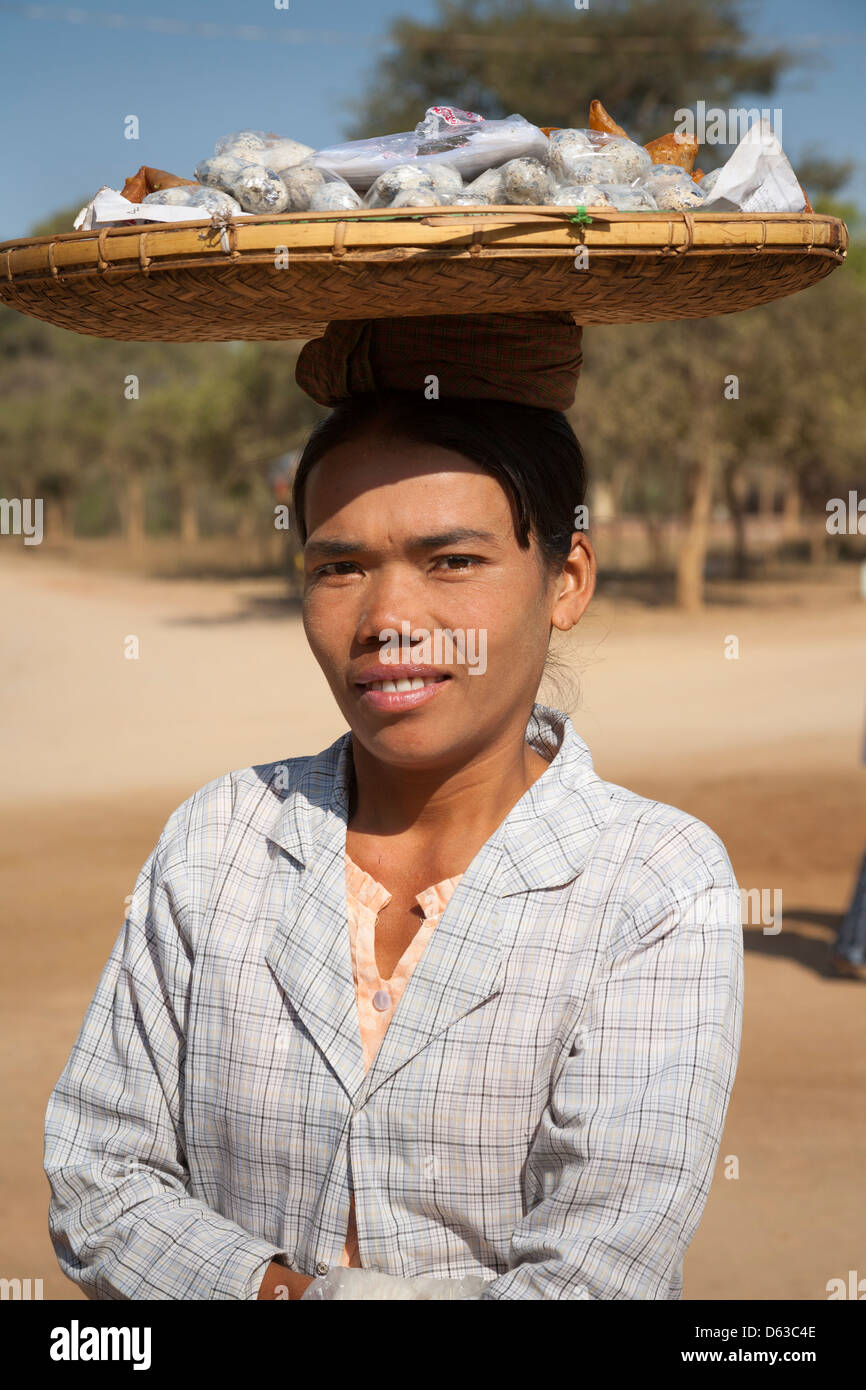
[294,391,595,771]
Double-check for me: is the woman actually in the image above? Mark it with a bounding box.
[44,313,743,1301]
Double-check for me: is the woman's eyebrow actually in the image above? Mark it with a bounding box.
[305,528,499,557]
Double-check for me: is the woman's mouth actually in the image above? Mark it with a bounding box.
[354,669,451,711]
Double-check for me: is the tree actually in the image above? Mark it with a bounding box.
[347,0,797,150]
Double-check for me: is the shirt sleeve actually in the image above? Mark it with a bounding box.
[477,871,744,1301]
[43,804,291,1301]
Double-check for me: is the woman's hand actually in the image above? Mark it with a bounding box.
[257,1261,315,1300]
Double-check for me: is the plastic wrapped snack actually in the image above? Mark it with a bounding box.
[213,129,314,171]
[642,165,707,210]
[277,159,326,211]
[195,154,250,195]
[141,185,242,214]
[426,163,464,199]
[309,175,364,211]
[299,1267,489,1301]
[230,165,290,214]
[548,129,651,187]
[601,183,659,211]
[462,166,505,203]
[549,182,614,209]
[390,187,443,208]
[364,164,437,208]
[313,104,548,191]
[500,156,553,204]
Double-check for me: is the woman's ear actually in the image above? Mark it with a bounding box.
[550,532,596,632]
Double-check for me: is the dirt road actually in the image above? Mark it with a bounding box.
[2,552,864,1300]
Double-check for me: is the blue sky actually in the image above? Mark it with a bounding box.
[0,0,864,238]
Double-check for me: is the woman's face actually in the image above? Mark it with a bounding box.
[301,429,594,771]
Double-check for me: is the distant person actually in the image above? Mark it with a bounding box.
[830,700,866,981]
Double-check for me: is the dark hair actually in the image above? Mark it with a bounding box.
[291,391,586,571]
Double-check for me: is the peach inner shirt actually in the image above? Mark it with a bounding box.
[340,851,463,1268]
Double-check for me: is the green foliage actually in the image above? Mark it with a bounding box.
[346,0,796,149]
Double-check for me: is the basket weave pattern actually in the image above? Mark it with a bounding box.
[0,208,848,341]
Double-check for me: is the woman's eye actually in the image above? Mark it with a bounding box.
[433,554,481,572]
[313,561,361,577]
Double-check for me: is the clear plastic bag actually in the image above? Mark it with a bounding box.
[213,129,314,171]
[500,156,553,204]
[141,185,242,214]
[641,164,706,210]
[548,129,651,187]
[299,1267,489,1301]
[548,182,614,209]
[308,169,363,212]
[312,104,548,191]
[195,153,290,213]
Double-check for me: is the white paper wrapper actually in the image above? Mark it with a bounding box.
[699,119,806,213]
[74,188,257,230]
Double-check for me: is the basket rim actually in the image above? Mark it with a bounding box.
[0,208,849,288]
[0,205,848,251]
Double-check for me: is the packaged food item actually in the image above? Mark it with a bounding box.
[451,190,493,206]
[547,129,651,185]
[309,175,364,211]
[642,164,707,210]
[426,163,464,199]
[195,155,250,193]
[231,165,290,214]
[588,99,629,139]
[390,187,443,208]
[500,156,553,204]
[644,131,698,173]
[601,184,659,211]
[277,159,327,211]
[364,164,437,208]
[462,166,505,202]
[213,129,314,170]
[141,185,242,214]
[549,182,614,209]
[312,104,548,190]
[121,165,197,203]
[697,119,805,213]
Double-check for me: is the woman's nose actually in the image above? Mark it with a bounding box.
[354,566,427,648]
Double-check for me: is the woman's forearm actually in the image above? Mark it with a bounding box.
[257,1262,315,1300]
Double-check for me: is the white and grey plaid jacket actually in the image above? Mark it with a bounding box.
[44,704,743,1300]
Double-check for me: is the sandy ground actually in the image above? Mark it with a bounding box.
[1,549,864,1301]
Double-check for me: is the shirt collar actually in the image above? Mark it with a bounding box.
[266,702,612,893]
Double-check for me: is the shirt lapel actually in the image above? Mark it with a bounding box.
[264,733,367,1102]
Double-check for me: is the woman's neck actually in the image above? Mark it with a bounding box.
[347,722,553,851]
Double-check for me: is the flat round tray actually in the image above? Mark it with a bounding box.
[0,207,848,341]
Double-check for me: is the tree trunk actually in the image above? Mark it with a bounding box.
[724,462,748,581]
[782,479,802,539]
[43,494,72,544]
[757,466,777,518]
[676,449,716,612]
[179,479,200,546]
[124,472,146,552]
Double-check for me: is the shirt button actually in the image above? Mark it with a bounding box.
[315,1261,329,1276]
[372,989,391,1012]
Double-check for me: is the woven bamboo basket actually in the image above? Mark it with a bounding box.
[0,207,848,342]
